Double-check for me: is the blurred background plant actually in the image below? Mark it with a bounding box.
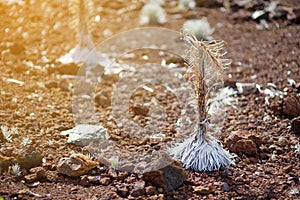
[139,0,167,25]
[183,18,214,40]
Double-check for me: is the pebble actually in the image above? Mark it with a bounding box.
[222,182,230,192]
[58,80,70,92]
[277,137,288,147]
[60,124,108,147]
[100,177,111,186]
[283,94,300,117]
[44,80,58,89]
[291,116,300,135]
[142,160,187,191]
[94,91,111,107]
[235,177,245,182]
[0,147,43,170]
[125,176,136,184]
[282,165,293,174]
[193,186,211,195]
[29,167,46,179]
[80,175,90,186]
[116,171,128,181]
[264,167,273,174]
[58,63,80,75]
[88,176,100,184]
[131,180,145,197]
[108,168,118,179]
[116,184,129,198]
[24,173,38,183]
[46,171,58,182]
[57,154,98,177]
[226,135,259,157]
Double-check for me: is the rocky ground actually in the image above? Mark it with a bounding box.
[0,0,299,199]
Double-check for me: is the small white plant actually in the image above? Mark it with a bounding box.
[47,140,54,146]
[10,127,18,135]
[110,156,119,170]
[11,163,21,176]
[183,18,214,40]
[294,143,300,153]
[22,137,32,146]
[1,125,13,142]
[140,0,167,25]
[178,0,196,10]
[290,187,299,195]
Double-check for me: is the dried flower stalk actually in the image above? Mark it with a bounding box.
[69,0,95,48]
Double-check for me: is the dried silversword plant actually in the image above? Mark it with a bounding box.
[170,28,234,171]
[58,0,108,66]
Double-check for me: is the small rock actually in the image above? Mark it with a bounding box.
[227,136,258,157]
[291,116,300,135]
[116,171,128,181]
[145,186,156,195]
[221,169,232,178]
[80,175,90,186]
[283,94,300,117]
[222,182,230,192]
[235,177,245,182]
[193,186,211,195]
[29,167,46,179]
[88,175,100,184]
[277,137,288,147]
[264,167,273,174]
[12,148,43,170]
[116,184,129,198]
[132,105,149,116]
[108,168,118,179]
[46,171,58,182]
[24,173,38,184]
[95,91,111,107]
[100,177,111,186]
[131,180,145,197]
[57,154,98,177]
[17,147,43,169]
[60,124,108,147]
[58,80,70,92]
[58,63,80,75]
[142,160,187,191]
[124,176,136,184]
[44,80,58,89]
[282,165,293,174]
[80,175,100,185]
[110,134,121,141]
